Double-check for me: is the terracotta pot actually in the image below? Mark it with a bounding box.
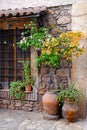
[25,85,33,92]
[42,91,59,115]
[62,100,79,122]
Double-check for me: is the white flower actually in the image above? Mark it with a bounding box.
[22,37,26,41]
[21,32,24,35]
[20,40,23,44]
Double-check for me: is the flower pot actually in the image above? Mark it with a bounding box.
[62,99,79,122]
[25,85,33,92]
[42,91,59,116]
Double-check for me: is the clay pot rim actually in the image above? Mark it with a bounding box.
[46,90,60,94]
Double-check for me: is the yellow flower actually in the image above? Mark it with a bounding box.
[72,36,79,42]
[56,48,59,52]
[76,31,84,38]
[74,53,80,57]
[43,42,49,47]
[66,56,72,61]
[80,48,84,52]
[70,42,79,47]
[61,48,64,52]
[48,46,51,49]
[67,31,74,36]
[69,49,75,53]
[46,49,51,54]
[51,37,58,46]
[62,42,66,46]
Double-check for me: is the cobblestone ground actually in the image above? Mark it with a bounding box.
[0,109,87,130]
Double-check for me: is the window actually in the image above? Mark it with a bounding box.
[0,29,30,88]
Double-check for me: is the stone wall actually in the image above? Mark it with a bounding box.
[0,89,43,112]
[38,5,72,90]
[43,5,72,32]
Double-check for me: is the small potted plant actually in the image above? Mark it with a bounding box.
[10,81,25,101]
[24,60,33,92]
[57,82,83,122]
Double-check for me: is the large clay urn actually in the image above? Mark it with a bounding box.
[62,99,79,122]
[42,91,59,115]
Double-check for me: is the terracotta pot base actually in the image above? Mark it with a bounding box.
[43,113,59,120]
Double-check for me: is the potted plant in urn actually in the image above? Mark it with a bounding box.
[57,82,83,122]
[23,60,33,92]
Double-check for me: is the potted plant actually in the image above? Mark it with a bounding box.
[10,81,25,101]
[57,82,83,122]
[24,60,33,92]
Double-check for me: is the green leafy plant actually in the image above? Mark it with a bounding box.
[24,60,33,86]
[10,81,25,101]
[17,21,49,50]
[57,82,83,104]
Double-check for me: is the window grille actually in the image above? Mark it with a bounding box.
[0,29,30,88]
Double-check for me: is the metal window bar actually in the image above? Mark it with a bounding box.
[16,27,31,81]
[0,28,31,88]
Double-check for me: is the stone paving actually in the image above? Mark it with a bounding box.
[0,109,87,130]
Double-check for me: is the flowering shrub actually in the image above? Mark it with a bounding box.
[17,21,49,50]
[17,21,84,68]
[36,31,84,67]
